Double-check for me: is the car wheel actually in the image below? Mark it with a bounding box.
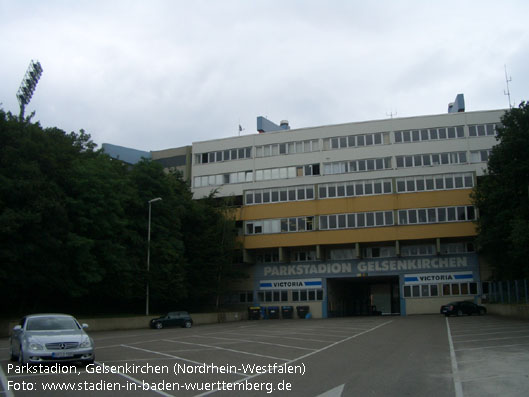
[457,309,463,316]
[155,322,163,329]
[479,308,486,315]
[18,345,27,365]
[9,343,18,361]
[184,320,192,328]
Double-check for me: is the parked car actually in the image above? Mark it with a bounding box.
[440,301,487,316]
[9,313,95,365]
[150,311,193,329]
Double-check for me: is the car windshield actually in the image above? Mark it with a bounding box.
[26,317,79,331]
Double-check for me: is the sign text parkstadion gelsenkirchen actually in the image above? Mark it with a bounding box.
[258,254,478,278]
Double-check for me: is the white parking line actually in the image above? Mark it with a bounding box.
[452,329,529,338]
[291,326,373,332]
[450,325,529,335]
[92,333,161,341]
[193,335,316,351]
[97,335,217,350]
[452,334,529,344]
[446,317,464,397]
[163,339,291,361]
[266,327,363,336]
[120,344,248,377]
[195,319,393,397]
[207,331,333,343]
[246,330,341,338]
[0,365,15,397]
[454,342,529,352]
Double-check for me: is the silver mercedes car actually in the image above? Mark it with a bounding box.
[9,313,95,365]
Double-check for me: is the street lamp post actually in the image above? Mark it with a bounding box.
[146,197,162,316]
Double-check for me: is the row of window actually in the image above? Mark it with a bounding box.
[246,216,315,235]
[255,249,318,263]
[193,147,488,188]
[255,139,319,158]
[194,164,322,188]
[469,124,497,137]
[396,173,474,193]
[291,249,317,262]
[253,242,474,263]
[403,282,478,298]
[244,172,473,205]
[245,206,476,235]
[236,282,478,304]
[195,124,498,166]
[255,163,320,181]
[398,206,475,225]
[195,147,252,164]
[234,282,478,304]
[395,151,467,168]
[395,126,465,143]
[194,170,253,188]
[319,179,393,198]
[320,211,394,230]
[257,289,324,303]
[245,179,392,206]
[323,157,392,175]
[363,246,396,258]
[246,185,315,205]
[323,132,391,150]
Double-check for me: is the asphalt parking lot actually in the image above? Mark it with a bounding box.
[446,314,529,397]
[1,314,528,396]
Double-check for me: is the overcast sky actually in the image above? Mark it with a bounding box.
[1,0,528,151]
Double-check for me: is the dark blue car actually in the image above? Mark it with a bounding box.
[440,301,486,316]
[150,311,193,329]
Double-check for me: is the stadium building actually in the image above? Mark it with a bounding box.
[190,95,505,317]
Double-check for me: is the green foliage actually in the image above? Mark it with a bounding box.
[0,109,241,316]
[472,102,529,279]
[181,192,243,310]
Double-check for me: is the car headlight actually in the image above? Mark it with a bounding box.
[80,338,92,348]
[29,343,44,351]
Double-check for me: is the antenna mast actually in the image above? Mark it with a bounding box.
[503,65,512,108]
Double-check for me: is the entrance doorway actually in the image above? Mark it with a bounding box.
[327,276,400,316]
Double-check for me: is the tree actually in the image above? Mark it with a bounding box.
[0,110,136,313]
[182,192,245,311]
[472,102,529,279]
[0,109,242,316]
[125,160,188,312]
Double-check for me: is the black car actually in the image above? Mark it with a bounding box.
[440,301,486,316]
[150,311,193,329]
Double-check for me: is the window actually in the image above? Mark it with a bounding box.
[401,244,435,256]
[245,191,253,204]
[292,289,323,301]
[397,206,477,225]
[404,284,439,298]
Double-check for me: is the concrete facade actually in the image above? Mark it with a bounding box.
[190,108,506,318]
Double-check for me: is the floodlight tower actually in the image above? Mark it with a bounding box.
[16,60,43,119]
